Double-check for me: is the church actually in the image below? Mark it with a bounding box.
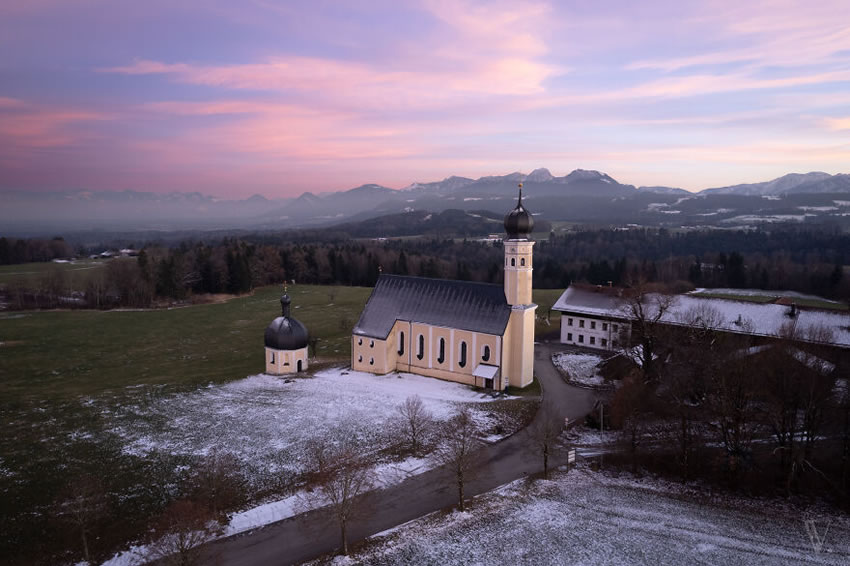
[351,185,537,389]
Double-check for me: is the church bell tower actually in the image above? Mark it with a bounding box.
[502,183,536,388]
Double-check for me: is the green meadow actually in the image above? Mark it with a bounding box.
[0,258,113,288]
[0,284,371,402]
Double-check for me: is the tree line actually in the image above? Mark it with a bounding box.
[1,226,848,310]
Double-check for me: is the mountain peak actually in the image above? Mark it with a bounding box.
[526,168,553,182]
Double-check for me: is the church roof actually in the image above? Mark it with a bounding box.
[353,274,511,339]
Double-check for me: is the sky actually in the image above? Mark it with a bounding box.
[1,0,849,198]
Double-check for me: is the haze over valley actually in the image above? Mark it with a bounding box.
[3,169,850,235]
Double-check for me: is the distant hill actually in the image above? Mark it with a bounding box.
[699,172,848,196]
[2,169,849,236]
[330,208,551,239]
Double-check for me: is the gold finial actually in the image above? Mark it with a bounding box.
[518,182,523,189]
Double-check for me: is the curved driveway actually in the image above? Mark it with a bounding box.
[203,342,596,565]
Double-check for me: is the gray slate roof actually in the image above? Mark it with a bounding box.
[353,274,511,339]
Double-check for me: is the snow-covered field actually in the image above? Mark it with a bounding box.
[552,352,608,388]
[98,368,509,493]
[335,468,850,566]
[99,368,520,566]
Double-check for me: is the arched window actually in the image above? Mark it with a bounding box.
[417,335,424,360]
[369,358,374,365]
[398,331,405,356]
[510,258,515,266]
[521,258,525,266]
[270,352,275,364]
[459,341,467,368]
[482,345,490,362]
[437,337,445,364]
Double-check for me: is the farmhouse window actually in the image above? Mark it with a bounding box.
[590,321,596,329]
[590,336,595,345]
[578,334,584,343]
[602,323,608,331]
[579,320,585,328]
[568,318,573,326]
[567,332,573,341]
[601,338,607,347]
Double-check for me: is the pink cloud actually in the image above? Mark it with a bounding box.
[0,103,109,148]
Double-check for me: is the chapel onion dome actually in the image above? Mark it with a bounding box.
[264,293,309,350]
[504,182,534,239]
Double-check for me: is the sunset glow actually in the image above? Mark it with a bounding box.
[1,0,849,196]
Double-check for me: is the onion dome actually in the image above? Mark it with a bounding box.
[264,292,309,350]
[504,183,534,239]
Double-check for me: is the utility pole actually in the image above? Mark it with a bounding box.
[600,402,604,469]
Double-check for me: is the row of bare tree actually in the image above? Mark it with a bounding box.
[607,285,849,504]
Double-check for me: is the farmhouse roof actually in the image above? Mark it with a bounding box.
[553,285,850,348]
[353,274,511,339]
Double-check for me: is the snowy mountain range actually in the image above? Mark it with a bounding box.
[2,169,849,235]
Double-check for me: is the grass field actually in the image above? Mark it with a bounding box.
[692,291,849,311]
[0,258,118,289]
[0,284,371,401]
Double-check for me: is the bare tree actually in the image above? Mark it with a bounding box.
[308,337,320,360]
[59,474,108,564]
[189,450,246,521]
[397,395,434,456]
[620,281,676,382]
[147,499,221,566]
[610,373,652,473]
[434,406,480,511]
[706,354,760,481]
[527,400,562,479]
[662,307,730,480]
[308,431,374,556]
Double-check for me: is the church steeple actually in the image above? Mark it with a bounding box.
[504,183,534,239]
[504,183,534,306]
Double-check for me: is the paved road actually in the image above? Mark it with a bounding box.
[203,343,596,565]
